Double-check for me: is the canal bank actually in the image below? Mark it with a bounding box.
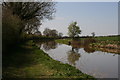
[3,40,94,79]
[56,38,120,54]
[55,39,118,78]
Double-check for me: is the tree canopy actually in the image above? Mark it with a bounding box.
[43,28,58,37]
[68,22,81,38]
[3,2,56,34]
[2,2,56,51]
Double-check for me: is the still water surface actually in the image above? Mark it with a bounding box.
[37,41,118,78]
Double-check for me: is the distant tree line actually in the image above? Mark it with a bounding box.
[25,28,63,40]
[43,28,63,38]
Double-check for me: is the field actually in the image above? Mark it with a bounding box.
[95,36,120,41]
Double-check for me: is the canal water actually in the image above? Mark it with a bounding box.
[37,41,118,78]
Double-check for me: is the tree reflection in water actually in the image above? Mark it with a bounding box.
[67,47,80,65]
[67,40,96,65]
[42,41,58,51]
[84,45,95,53]
[71,40,95,53]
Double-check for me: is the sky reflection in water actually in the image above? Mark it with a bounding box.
[37,41,118,78]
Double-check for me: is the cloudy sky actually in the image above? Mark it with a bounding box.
[39,2,118,36]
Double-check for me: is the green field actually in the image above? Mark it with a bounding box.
[95,36,120,41]
[56,36,120,44]
[56,39,72,45]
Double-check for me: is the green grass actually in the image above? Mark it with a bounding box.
[95,36,120,41]
[3,40,94,79]
[56,36,120,45]
[55,39,72,45]
[56,36,120,54]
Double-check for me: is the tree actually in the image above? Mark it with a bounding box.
[43,28,58,37]
[50,29,58,37]
[68,22,81,38]
[34,31,42,36]
[91,32,95,37]
[2,1,56,52]
[58,32,63,37]
[43,28,51,37]
[3,2,56,34]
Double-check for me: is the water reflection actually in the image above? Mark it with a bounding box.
[39,40,119,54]
[42,41,57,51]
[67,47,80,65]
[71,40,95,53]
[39,41,118,78]
[84,46,95,53]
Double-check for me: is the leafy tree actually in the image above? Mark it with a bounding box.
[43,28,51,37]
[68,22,81,38]
[43,28,58,37]
[50,29,58,37]
[34,31,42,36]
[58,32,63,37]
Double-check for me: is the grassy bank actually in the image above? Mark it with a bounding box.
[95,36,120,41]
[92,36,120,53]
[56,36,120,54]
[56,39,71,45]
[3,40,94,79]
[56,36,120,43]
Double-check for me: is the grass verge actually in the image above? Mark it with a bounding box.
[55,39,71,45]
[3,40,95,79]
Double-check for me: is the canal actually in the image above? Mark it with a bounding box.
[37,41,119,78]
